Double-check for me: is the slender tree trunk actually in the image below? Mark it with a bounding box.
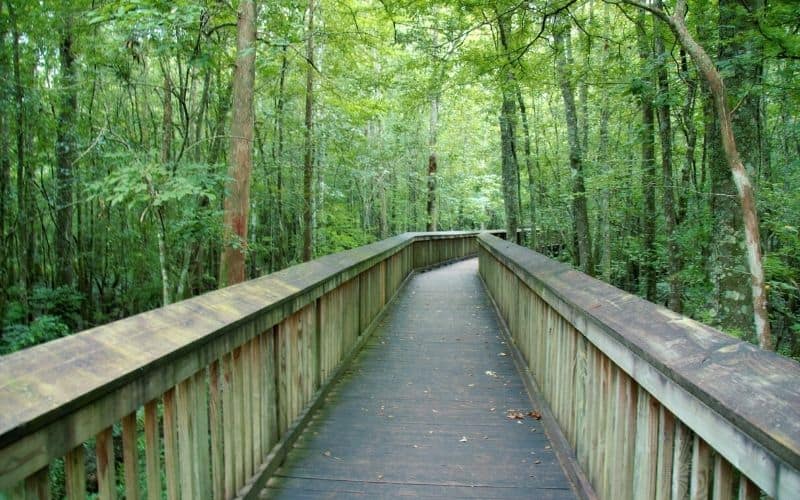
[677,48,697,224]
[654,3,682,312]
[273,46,288,267]
[220,0,257,285]
[10,2,33,312]
[554,24,594,276]
[426,96,438,232]
[516,88,536,249]
[636,14,657,302]
[0,1,9,323]
[302,0,316,262]
[497,11,519,242]
[625,0,772,348]
[55,14,77,289]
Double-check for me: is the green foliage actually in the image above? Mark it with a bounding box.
[1,315,71,355]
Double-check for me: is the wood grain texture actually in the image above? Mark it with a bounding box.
[478,234,800,497]
[143,400,161,500]
[64,445,85,500]
[96,427,115,500]
[122,412,139,500]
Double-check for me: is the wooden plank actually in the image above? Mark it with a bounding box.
[232,346,245,490]
[241,340,254,481]
[143,400,161,500]
[122,412,139,500]
[737,477,759,500]
[689,435,711,500]
[221,353,235,499]
[633,388,659,500]
[176,377,195,499]
[193,370,211,497]
[655,406,676,500]
[24,467,49,500]
[264,330,278,452]
[163,388,179,500]
[711,455,733,500]
[251,334,263,468]
[208,361,223,500]
[96,427,116,500]
[671,421,692,500]
[64,445,85,500]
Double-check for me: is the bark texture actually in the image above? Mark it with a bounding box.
[220,0,257,286]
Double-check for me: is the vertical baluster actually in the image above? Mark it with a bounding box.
[143,400,161,500]
[163,388,180,500]
[233,346,246,490]
[96,427,116,500]
[252,333,263,467]
[633,389,659,500]
[712,455,733,500]
[176,377,195,499]
[737,476,759,500]
[209,361,224,500]
[655,407,675,500]
[65,444,86,500]
[122,412,139,500]
[222,353,235,498]
[671,421,692,500]
[241,340,254,481]
[24,466,50,500]
[193,370,211,497]
[689,435,711,500]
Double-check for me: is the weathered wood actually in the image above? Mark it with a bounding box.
[633,389,659,500]
[122,412,139,500]
[176,377,196,499]
[163,388,179,500]
[672,421,693,500]
[221,353,235,498]
[96,427,115,500]
[655,406,676,500]
[737,476,759,500]
[193,370,211,497]
[64,445,85,500]
[712,455,733,500]
[24,467,48,500]
[478,234,800,498]
[208,361,224,500]
[690,435,711,500]
[143,400,161,500]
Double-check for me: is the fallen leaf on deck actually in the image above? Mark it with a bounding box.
[485,370,498,377]
[528,410,542,420]
[459,436,468,443]
[506,409,526,420]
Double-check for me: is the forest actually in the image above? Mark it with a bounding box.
[0,0,798,358]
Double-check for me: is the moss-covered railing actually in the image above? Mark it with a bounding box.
[0,231,499,500]
[478,233,800,500]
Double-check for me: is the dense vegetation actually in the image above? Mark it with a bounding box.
[0,0,798,358]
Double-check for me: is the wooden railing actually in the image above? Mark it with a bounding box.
[478,233,800,500]
[0,231,495,500]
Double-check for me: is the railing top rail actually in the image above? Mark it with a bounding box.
[478,233,800,473]
[0,231,496,449]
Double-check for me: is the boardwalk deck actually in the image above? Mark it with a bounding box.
[262,258,577,499]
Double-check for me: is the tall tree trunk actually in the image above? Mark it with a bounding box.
[0,0,9,323]
[220,0,257,286]
[654,2,682,312]
[636,14,657,302]
[55,14,77,289]
[554,24,594,276]
[273,46,288,267]
[516,88,536,249]
[9,1,33,312]
[302,0,316,262]
[626,0,772,348]
[677,48,697,224]
[426,96,438,232]
[497,11,519,243]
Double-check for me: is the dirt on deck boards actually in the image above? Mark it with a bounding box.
[262,258,577,499]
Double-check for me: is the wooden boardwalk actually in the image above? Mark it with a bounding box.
[262,258,577,499]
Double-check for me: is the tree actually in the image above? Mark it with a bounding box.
[302,0,317,261]
[618,0,772,349]
[220,0,257,286]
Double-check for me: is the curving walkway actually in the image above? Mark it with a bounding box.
[262,258,577,499]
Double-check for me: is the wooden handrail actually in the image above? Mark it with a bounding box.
[478,233,800,499]
[0,231,497,499]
